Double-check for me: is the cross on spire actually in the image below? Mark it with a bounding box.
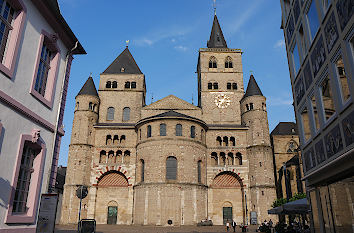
[213,0,216,15]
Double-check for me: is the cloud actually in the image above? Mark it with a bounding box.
[274,39,285,49]
[174,45,188,52]
[227,0,265,34]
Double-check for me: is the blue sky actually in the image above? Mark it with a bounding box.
[57,0,295,166]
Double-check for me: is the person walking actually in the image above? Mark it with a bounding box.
[232,220,237,232]
[226,221,230,232]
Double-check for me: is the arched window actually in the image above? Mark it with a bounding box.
[160,123,166,136]
[197,160,202,183]
[116,150,122,163]
[176,124,182,136]
[106,135,112,145]
[125,81,130,88]
[166,156,177,180]
[208,83,213,89]
[211,152,218,166]
[122,107,130,121]
[99,151,107,163]
[131,82,136,88]
[112,81,117,88]
[141,159,145,182]
[227,152,234,165]
[106,81,111,88]
[216,136,222,146]
[223,136,228,146]
[220,152,226,166]
[89,102,93,110]
[113,135,119,145]
[236,153,243,165]
[209,56,217,68]
[213,82,218,89]
[120,135,126,143]
[230,137,236,146]
[147,125,152,138]
[250,103,254,110]
[232,83,237,90]
[190,126,195,138]
[107,107,115,120]
[225,56,233,68]
[108,150,115,163]
[246,104,249,111]
[227,82,232,90]
[123,150,130,164]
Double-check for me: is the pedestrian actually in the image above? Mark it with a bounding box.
[226,221,230,232]
[268,219,273,227]
[232,220,237,232]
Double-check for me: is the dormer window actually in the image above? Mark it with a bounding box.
[209,56,217,68]
[225,56,233,68]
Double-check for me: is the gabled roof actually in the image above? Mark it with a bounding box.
[145,110,197,120]
[243,75,263,99]
[77,76,98,97]
[271,122,298,136]
[143,95,200,110]
[102,47,142,74]
[207,15,228,48]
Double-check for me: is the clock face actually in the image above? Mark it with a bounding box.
[215,94,231,108]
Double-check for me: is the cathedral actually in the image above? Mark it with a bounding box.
[60,14,276,226]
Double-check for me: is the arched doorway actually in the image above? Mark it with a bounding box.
[222,202,233,225]
[107,201,118,225]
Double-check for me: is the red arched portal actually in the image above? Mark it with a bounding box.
[97,171,128,187]
[212,171,243,188]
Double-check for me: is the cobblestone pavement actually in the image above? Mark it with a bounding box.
[55,224,259,233]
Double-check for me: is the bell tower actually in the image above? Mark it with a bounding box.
[197,15,245,124]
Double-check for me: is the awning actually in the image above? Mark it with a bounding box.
[268,198,310,215]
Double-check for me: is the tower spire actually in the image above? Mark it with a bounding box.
[207,14,228,48]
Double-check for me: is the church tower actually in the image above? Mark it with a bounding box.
[197,15,244,124]
[61,76,99,223]
[240,75,276,222]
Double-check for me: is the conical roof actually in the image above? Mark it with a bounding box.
[77,76,98,97]
[207,15,228,48]
[102,47,142,74]
[243,75,263,98]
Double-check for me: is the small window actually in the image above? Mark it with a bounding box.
[147,125,152,138]
[292,42,301,75]
[190,126,195,138]
[107,107,115,121]
[125,81,130,88]
[208,83,213,89]
[213,82,218,89]
[232,83,237,90]
[320,77,336,120]
[166,156,177,180]
[89,102,93,110]
[106,135,112,145]
[335,57,350,102]
[246,104,249,111]
[250,103,254,110]
[176,124,182,136]
[106,81,112,88]
[122,107,130,121]
[301,107,311,141]
[197,161,202,183]
[307,0,320,41]
[227,83,231,90]
[131,82,136,89]
[230,137,235,146]
[225,56,233,68]
[262,191,264,196]
[112,81,117,88]
[259,162,262,167]
[209,56,217,68]
[34,44,52,96]
[140,159,145,182]
[75,102,79,110]
[160,123,166,136]
[311,95,320,131]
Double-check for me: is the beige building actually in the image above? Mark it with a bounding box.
[60,15,276,226]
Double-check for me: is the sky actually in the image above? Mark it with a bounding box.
[57,0,295,166]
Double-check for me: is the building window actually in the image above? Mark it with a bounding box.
[106,81,111,88]
[197,160,202,183]
[160,123,166,136]
[208,83,213,89]
[292,42,301,75]
[107,107,115,121]
[299,25,307,57]
[249,103,254,110]
[209,56,217,68]
[246,104,249,111]
[125,81,130,88]
[122,107,130,121]
[34,44,52,96]
[232,83,237,90]
[301,107,311,141]
[307,0,320,41]
[311,95,320,131]
[213,82,218,89]
[230,137,236,146]
[140,159,145,182]
[225,56,233,68]
[166,156,177,180]
[190,126,195,138]
[89,102,93,110]
[147,125,151,138]
[131,82,136,89]
[335,57,350,102]
[176,124,182,136]
[112,81,117,88]
[320,77,336,121]
[227,82,231,90]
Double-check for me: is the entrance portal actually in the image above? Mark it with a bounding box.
[223,207,232,225]
[107,206,117,224]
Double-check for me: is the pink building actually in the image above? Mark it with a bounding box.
[0,0,85,232]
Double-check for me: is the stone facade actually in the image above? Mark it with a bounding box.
[60,15,276,226]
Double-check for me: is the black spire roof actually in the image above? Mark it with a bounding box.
[207,15,228,48]
[243,75,263,98]
[102,47,142,74]
[271,122,298,135]
[77,76,98,97]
